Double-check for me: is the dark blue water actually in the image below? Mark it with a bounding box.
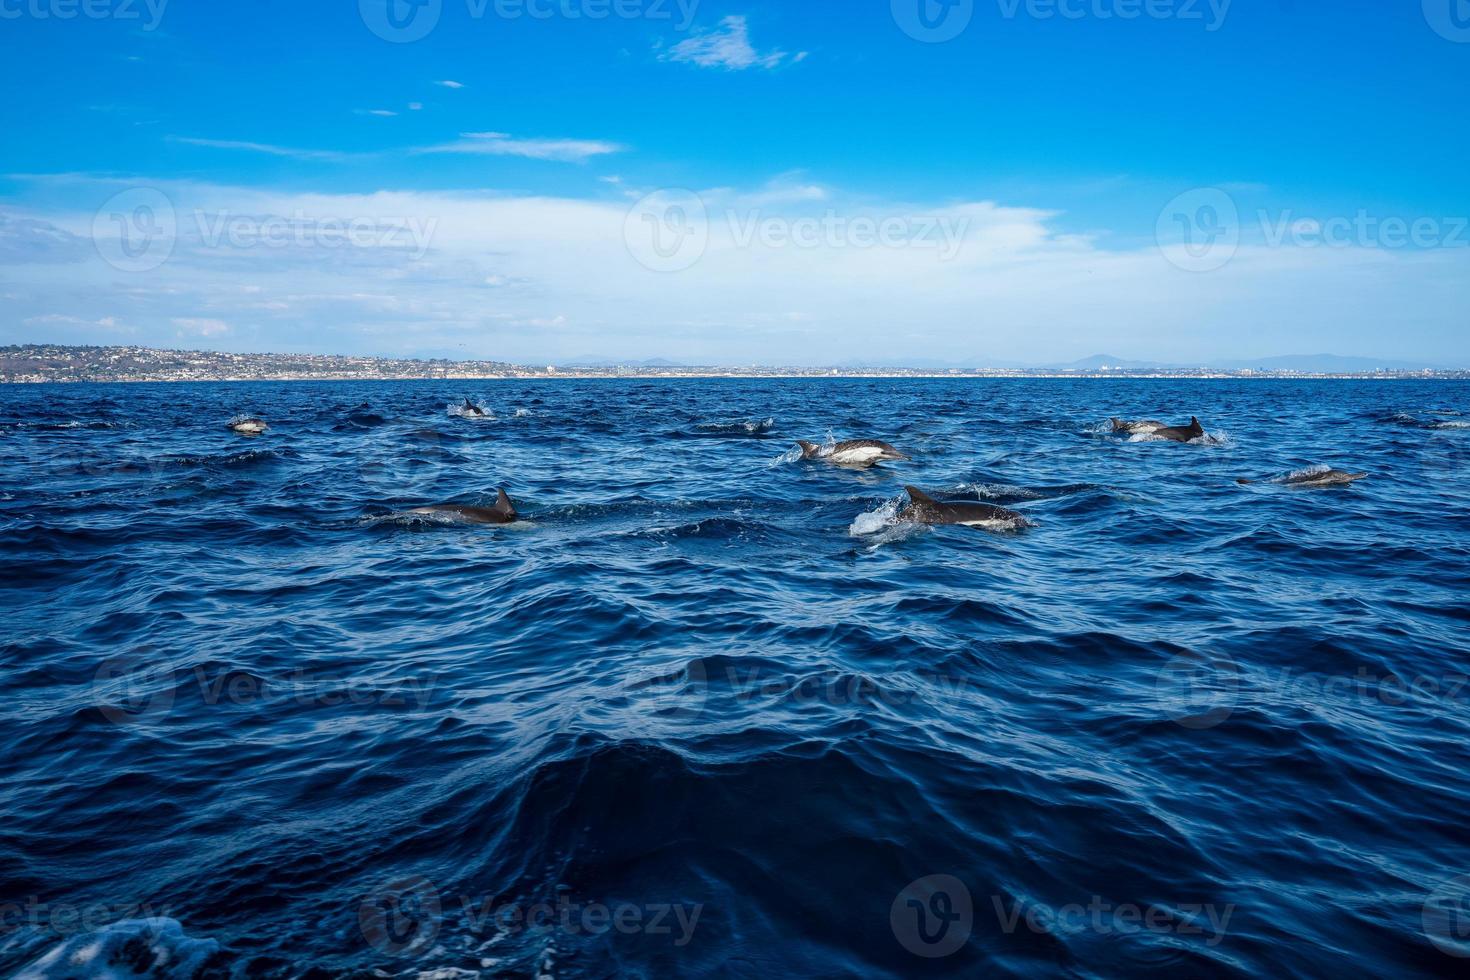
[3,379,1469,979]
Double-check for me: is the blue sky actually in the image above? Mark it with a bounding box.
[2,0,1468,365]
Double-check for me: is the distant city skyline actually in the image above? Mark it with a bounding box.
[2,2,1468,365]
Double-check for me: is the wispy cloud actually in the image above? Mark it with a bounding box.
[172,317,231,337]
[363,109,398,118]
[662,16,798,71]
[170,137,351,163]
[434,80,464,89]
[417,132,626,162]
[9,174,1467,366]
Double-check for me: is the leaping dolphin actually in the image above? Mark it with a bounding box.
[459,398,487,418]
[1148,417,1206,443]
[1238,468,1367,488]
[795,439,909,467]
[899,486,1031,530]
[228,417,268,435]
[407,489,518,525]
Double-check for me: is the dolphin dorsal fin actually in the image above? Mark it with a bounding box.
[905,486,937,505]
[1188,416,1203,434]
[494,489,515,515]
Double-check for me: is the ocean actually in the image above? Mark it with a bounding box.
[2,377,1468,978]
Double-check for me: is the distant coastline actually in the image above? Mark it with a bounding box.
[2,344,1466,384]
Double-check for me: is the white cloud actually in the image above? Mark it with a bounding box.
[417,132,626,162]
[365,109,398,117]
[434,80,464,89]
[6,174,1469,366]
[172,317,231,337]
[663,16,792,71]
[24,313,124,330]
[408,102,423,111]
[170,137,349,163]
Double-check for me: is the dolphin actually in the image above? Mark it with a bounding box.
[228,417,268,435]
[795,439,909,467]
[1111,417,1165,435]
[1148,417,1206,443]
[459,398,487,417]
[899,486,1031,529]
[407,489,518,525]
[1238,468,1367,488]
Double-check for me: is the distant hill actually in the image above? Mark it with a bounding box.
[1042,354,1166,371]
[1212,354,1440,372]
[558,356,687,368]
[1036,352,1446,372]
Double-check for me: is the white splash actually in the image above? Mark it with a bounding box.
[849,497,902,536]
[14,918,219,980]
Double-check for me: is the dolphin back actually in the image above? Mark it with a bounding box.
[905,485,938,506]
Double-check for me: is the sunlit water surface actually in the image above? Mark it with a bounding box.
[2,378,1469,978]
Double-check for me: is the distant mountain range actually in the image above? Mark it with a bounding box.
[555,353,1452,372]
[1049,353,1445,372]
